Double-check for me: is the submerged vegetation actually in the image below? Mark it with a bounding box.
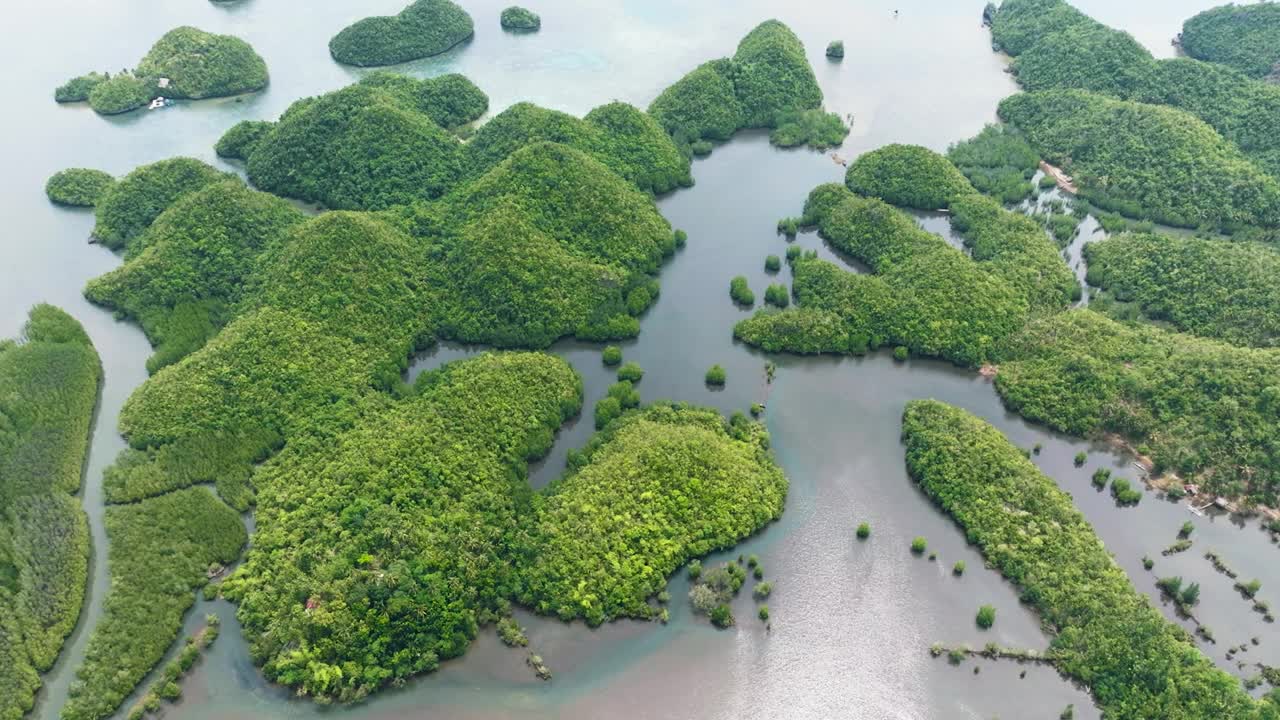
[945,124,1040,203]
[730,276,755,306]
[329,0,474,67]
[0,307,100,720]
[126,615,220,720]
[705,364,727,386]
[902,400,1270,719]
[58,27,267,115]
[689,562,747,628]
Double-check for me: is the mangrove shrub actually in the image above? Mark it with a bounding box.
[902,400,1264,719]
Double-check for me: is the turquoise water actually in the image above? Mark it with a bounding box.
[3,1,1275,719]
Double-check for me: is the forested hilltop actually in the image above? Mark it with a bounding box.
[0,306,101,720]
[989,0,1280,233]
[55,20,817,717]
[902,401,1277,719]
[648,20,847,154]
[1180,3,1280,81]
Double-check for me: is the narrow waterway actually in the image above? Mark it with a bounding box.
[3,1,1274,719]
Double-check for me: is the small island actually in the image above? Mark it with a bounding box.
[45,168,115,207]
[501,6,541,31]
[329,0,474,67]
[54,27,268,116]
[826,40,844,59]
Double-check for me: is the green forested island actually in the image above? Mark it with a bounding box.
[995,311,1280,505]
[58,21,820,715]
[220,72,691,209]
[222,353,584,702]
[84,176,306,374]
[38,5,1280,717]
[90,158,235,251]
[55,27,267,115]
[45,169,115,207]
[223,374,785,701]
[500,6,541,30]
[0,306,101,720]
[519,404,787,626]
[329,0,474,67]
[1181,3,1280,80]
[902,401,1270,719]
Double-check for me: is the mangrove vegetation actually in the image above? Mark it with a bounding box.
[0,306,100,720]
[902,400,1274,719]
[1083,232,1280,348]
[995,310,1280,505]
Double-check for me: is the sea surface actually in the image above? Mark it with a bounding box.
[3,1,1275,719]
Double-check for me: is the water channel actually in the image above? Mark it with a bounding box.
[3,1,1276,719]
